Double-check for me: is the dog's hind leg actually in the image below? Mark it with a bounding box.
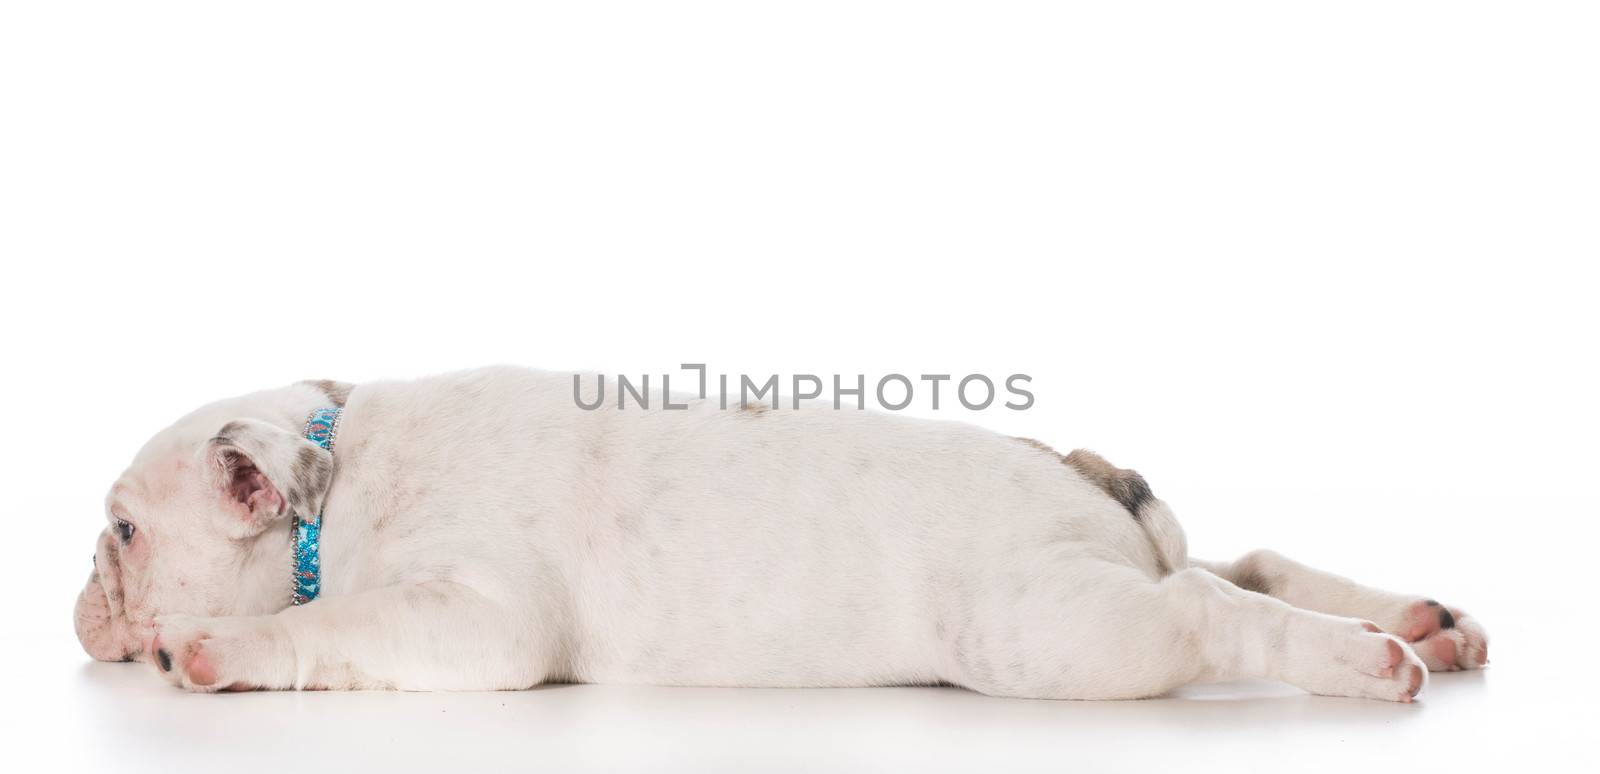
[1190,550,1488,672]
[946,551,1426,701]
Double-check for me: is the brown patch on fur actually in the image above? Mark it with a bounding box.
[738,402,770,415]
[290,445,332,514]
[300,379,354,408]
[1234,570,1273,595]
[214,420,247,442]
[1012,439,1156,518]
[1061,449,1154,518]
[1012,436,1065,462]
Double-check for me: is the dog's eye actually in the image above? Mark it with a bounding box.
[115,519,136,544]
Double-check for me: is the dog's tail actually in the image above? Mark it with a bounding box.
[1062,449,1188,576]
[1129,497,1187,577]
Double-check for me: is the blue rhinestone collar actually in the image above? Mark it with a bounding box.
[292,407,342,605]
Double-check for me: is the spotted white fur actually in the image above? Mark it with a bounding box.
[74,367,1486,699]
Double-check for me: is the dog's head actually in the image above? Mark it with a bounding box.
[73,380,350,662]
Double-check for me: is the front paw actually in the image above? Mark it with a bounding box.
[150,615,293,692]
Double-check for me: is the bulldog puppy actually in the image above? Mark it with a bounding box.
[74,367,1487,698]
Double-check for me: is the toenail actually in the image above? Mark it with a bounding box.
[157,649,172,672]
[1438,608,1456,629]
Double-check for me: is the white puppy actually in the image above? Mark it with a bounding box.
[74,367,1486,699]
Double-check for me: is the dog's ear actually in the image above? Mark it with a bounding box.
[204,419,333,534]
[298,379,354,408]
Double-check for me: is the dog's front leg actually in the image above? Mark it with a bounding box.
[150,582,543,692]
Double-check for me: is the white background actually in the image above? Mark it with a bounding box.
[2,2,1596,772]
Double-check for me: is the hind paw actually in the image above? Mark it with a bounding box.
[1391,599,1489,671]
